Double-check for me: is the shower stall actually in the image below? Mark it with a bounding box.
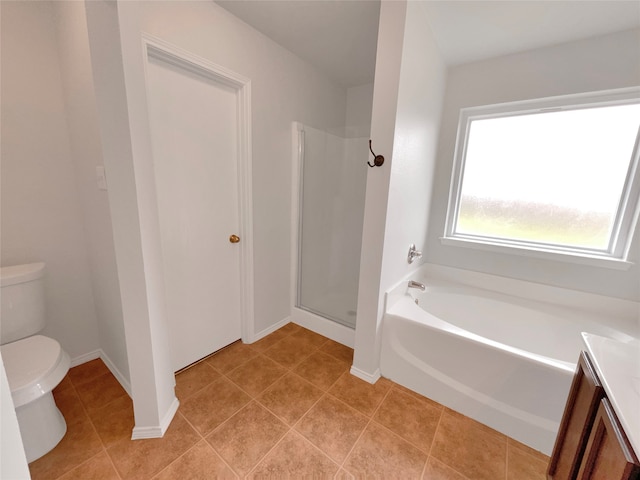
[293,123,368,331]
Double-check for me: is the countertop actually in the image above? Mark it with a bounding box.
[582,332,640,458]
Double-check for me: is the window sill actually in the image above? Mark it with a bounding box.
[440,236,634,271]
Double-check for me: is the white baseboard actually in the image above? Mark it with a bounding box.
[291,308,355,348]
[69,349,101,368]
[131,397,180,440]
[70,349,132,397]
[248,317,290,343]
[350,365,381,384]
[99,351,132,397]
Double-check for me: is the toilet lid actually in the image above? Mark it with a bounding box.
[1,335,70,408]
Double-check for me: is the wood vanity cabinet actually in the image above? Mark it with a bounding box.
[548,351,640,480]
[576,398,640,480]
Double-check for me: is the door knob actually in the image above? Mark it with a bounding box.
[229,234,240,244]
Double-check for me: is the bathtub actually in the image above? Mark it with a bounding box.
[380,279,638,455]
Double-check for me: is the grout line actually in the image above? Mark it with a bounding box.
[505,440,510,480]
[420,398,445,479]
[176,410,205,441]
[337,381,394,473]
[154,412,236,479]
[289,390,330,431]
[63,373,125,480]
[239,341,334,478]
[223,364,290,400]
[426,403,444,457]
[242,424,293,479]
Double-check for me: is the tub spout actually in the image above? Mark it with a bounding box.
[408,280,426,291]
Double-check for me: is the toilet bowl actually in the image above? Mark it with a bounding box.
[1,335,70,462]
[1,263,70,462]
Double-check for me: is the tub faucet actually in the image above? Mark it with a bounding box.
[408,280,426,291]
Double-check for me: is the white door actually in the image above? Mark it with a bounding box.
[145,54,242,372]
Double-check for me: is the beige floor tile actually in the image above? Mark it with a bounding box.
[27,328,555,480]
[290,327,330,348]
[276,322,302,335]
[293,351,349,390]
[320,339,354,364]
[295,394,368,463]
[249,328,290,353]
[262,335,317,369]
[29,418,103,480]
[107,413,200,480]
[226,355,287,396]
[343,422,427,479]
[53,374,74,394]
[328,372,392,416]
[89,394,135,449]
[180,377,251,435]
[206,401,288,476]
[175,360,221,400]
[257,372,323,425]
[422,456,468,480]
[52,386,89,427]
[249,431,339,478]
[57,451,120,480]
[507,442,549,480]
[153,440,238,480]
[205,341,259,374]
[335,468,355,479]
[393,383,442,405]
[430,409,507,480]
[508,437,550,463]
[373,388,443,452]
[74,372,128,413]
[68,359,111,387]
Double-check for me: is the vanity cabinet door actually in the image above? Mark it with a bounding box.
[548,351,604,480]
[576,398,640,480]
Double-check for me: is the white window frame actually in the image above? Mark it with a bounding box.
[442,88,640,270]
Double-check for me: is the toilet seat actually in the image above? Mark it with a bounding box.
[1,335,70,408]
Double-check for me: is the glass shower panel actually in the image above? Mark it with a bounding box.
[297,125,367,328]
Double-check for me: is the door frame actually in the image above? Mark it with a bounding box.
[141,33,255,343]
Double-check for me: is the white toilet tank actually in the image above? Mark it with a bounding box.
[0,262,46,345]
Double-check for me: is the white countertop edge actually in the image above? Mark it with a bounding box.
[581,332,640,459]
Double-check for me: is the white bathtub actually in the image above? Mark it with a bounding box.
[380,279,638,455]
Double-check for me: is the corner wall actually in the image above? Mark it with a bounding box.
[426,28,640,302]
[0,0,100,360]
[53,0,129,384]
[353,1,447,379]
[86,0,348,434]
[114,1,347,337]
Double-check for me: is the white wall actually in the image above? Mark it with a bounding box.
[426,28,640,302]
[346,83,374,138]
[118,0,347,336]
[53,1,129,384]
[85,0,348,434]
[85,0,178,437]
[353,1,447,379]
[0,1,100,361]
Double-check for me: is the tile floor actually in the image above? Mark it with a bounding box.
[29,323,549,479]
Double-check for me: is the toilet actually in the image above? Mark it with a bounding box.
[0,262,70,463]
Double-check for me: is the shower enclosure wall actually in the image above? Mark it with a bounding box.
[293,123,368,333]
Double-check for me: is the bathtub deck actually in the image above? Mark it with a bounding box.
[29,323,549,479]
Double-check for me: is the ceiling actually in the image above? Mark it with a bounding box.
[216,0,380,87]
[216,0,640,88]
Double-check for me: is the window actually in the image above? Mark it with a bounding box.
[443,89,640,268]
